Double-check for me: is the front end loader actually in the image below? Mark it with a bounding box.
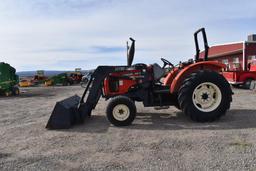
[46,28,232,129]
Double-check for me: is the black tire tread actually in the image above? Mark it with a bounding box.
[106,96,136,126]
[178,70,232,122]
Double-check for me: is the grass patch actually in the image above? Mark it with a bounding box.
[229,141,252,148]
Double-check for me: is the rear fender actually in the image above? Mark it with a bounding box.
[170,61,225,93]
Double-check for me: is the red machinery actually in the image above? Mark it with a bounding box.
[223,60,256,89]
[46,28,233,129]
[69,72,83,84]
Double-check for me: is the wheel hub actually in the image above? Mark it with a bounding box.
[113,104,130,121]
[118,109,124,114]
[201,93,209,100]
[192,82,222,112]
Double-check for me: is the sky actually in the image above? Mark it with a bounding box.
[0,0,256,71]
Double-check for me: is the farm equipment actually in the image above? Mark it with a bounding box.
[46,28,233,129]
[33,70,48,85]
[69,72,83,84]
[223,60,256,89]
[0,62,19,96]
[19,79,33,87]
[45,73,73,86]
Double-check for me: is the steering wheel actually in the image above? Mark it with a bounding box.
[161,58,174,68]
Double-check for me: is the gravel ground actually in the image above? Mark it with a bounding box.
[0,86,256,171]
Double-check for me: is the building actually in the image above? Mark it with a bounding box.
[200,34,256,71]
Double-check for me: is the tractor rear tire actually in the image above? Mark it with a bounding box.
[178,70,232,122]
[106,96,136,126]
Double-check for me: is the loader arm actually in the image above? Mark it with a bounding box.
[78,66,115,117]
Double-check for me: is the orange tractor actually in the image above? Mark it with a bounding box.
[47,28,233,129]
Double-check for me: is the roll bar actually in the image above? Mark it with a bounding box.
[194,28,209,61]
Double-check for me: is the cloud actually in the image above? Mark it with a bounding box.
[28,46,125,54]
[0,0,255,71]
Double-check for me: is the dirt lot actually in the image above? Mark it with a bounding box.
[0,86,256,171]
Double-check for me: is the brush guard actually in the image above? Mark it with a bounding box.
[46,66,115,129]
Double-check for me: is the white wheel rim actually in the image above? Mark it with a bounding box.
[113,104,130,121]
[192,82,222,112]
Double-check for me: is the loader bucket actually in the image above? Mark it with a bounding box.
[46,66,116,130]
[46,95,83,129]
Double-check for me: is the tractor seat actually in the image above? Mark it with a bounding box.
[152,63,165,81]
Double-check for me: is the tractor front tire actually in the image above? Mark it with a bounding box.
[178,70,232,122]
[12,86,20,95]
[5,91,11,97]
[106,96,136,126]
